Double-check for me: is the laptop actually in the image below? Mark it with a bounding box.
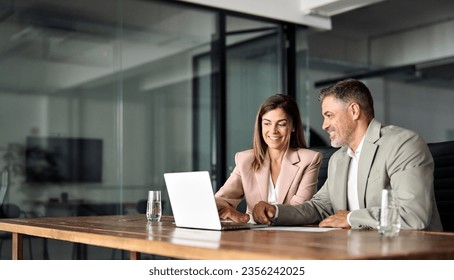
[163,171,268,231]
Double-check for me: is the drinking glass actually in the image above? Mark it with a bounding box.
[146,190,162,222]
[378,188,401,237]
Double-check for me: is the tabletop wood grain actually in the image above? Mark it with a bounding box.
[1,215,454,260]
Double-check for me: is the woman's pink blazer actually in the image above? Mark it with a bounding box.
[215,148,322,213]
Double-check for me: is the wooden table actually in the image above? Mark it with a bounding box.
[1,214,454,260]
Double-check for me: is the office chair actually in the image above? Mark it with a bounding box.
[428,140,454,232]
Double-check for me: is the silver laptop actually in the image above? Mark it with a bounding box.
[163,171,267,231]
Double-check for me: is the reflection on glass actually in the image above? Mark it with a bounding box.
[225,15,283,182]
[0,0,216,221]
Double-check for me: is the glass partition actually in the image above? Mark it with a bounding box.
[295,27,327,147]
[0,0,123,217]
[0,0,217,220]
[224,16,284,180]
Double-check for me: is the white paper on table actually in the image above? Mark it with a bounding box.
[252,226,341,232]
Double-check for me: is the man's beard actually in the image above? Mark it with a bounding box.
[329,123,354,148]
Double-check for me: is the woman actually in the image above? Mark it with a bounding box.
[215,94,322,223]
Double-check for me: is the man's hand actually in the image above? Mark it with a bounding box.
[319,210,351,229]
[218,206,250,223]
[252,201,276,225]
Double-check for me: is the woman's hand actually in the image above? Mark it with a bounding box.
[218,205,250,223]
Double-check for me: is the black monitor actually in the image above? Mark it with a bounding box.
[25,136,103,184]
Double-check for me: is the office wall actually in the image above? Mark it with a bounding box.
[307,70,454,145]
[384,81,454,142]
[370,20,454,67]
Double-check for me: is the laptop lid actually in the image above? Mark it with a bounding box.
[164,171,222,230]
[164,171,266,231]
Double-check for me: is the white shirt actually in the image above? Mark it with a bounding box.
[268,175,280,224]
[267,175,279,205]
[346,137,365,225]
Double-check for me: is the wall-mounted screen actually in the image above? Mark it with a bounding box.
[25,137,103,184]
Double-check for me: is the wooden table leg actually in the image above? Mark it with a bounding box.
[12,233,23,260]
[129,251,140,260]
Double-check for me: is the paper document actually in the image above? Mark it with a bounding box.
[253,226,341,232]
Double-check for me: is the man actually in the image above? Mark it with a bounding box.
[252,79,443,231]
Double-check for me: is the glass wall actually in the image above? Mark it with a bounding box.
[224,16,284,182]
[0,0,218,220]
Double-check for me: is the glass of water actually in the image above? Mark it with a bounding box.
[378,188,401,237]
[146,190,162,222]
